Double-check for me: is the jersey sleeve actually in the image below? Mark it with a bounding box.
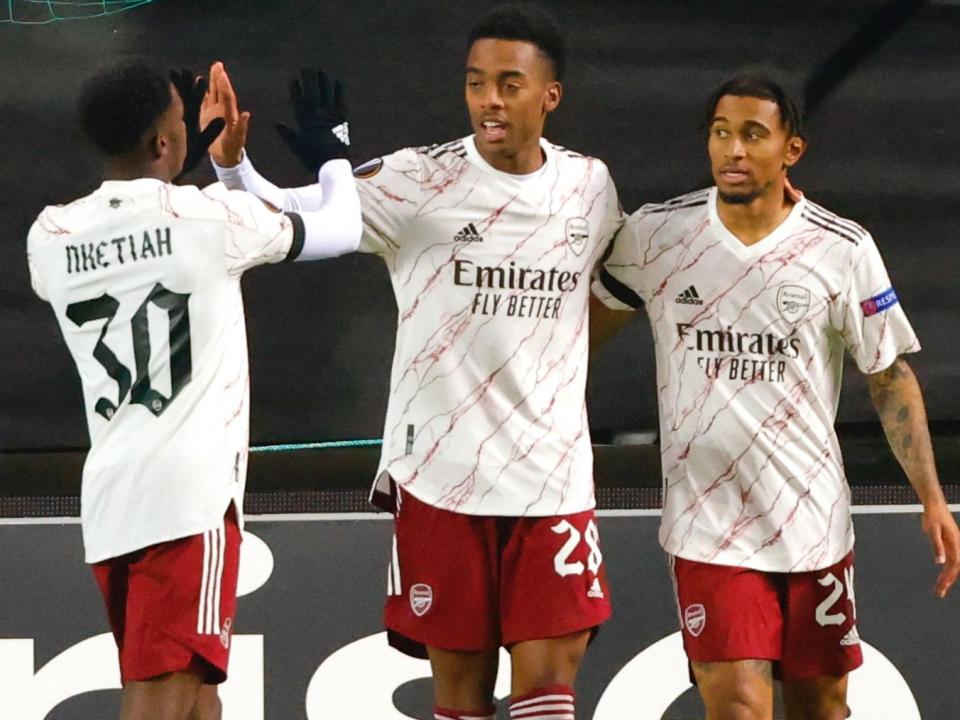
[594,165,626,256]
[590,207,652,311]
[834,233,920,373]
[26,220,49,301]
[353,147,423,257]
[199,183,303,275]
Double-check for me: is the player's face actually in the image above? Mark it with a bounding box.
[708,94,804,205]
[157,84,188,179]
[465,38,561,169]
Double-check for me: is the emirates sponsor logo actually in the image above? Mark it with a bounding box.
[684,604,706,637]
[409,583,433,617]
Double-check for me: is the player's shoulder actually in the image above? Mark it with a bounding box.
[352,138,469,182]
[414,138,472,175]
[173,181,264,221]
[616,188,710,249]
[28,187,104,244]
[637,187,711,217]
[799,198,872,248]
[546,140,609,174]
[416,137,470,162]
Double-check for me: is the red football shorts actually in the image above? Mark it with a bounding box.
[92,507,241,684]
[672,551,863,680]
[385,486,612,657]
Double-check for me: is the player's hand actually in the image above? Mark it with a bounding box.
[921,500,960,597]
[275,68,350,172]
[202,61,249,168]
[170,67,227,181]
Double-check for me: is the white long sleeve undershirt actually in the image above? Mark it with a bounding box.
[212,153,360,260]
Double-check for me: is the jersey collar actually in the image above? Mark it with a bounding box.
[462,135,553,183]
[97,177,168,192]
[707,185,807,257]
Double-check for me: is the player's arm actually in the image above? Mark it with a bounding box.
[200,62,358,260]
[206,63,351,212]
[589,293,633,352]
[867,357,960,597]
[589,209,648,352]
[26,224,49,301]
[838,232,960,597]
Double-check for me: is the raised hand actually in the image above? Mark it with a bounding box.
[201,61,249,168]
[921,501,960,597]
[170,67,226,180]
[275,68,350,172]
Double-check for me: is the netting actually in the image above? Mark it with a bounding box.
[1,0,157,24]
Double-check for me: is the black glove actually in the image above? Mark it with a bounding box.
[275,68,350,172]
[169,68,226,180]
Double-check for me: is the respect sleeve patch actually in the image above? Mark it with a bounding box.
[860,287,899,317]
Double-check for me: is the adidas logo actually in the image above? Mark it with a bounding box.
[453,222,484,243]
[840,626,861,647]
[332,122,350,146]
[587,578,605,599]
[675,285,703,305]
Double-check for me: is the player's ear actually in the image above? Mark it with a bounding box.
[148,131,165,160]
[783,135,806,168]
[543,81,562,115]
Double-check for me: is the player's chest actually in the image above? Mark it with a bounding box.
[648,233,846,334]
[406,192,600,273]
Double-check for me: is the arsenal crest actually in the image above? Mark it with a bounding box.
[565,217,589,256]
[777,284,810,323]
[684,603,706,637]
[409,583,433,617]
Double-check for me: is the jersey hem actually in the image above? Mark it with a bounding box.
[84,497,237,564]
[661,536,856,574]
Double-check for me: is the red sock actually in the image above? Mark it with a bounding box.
[509,684,575,719]
[433,705,496,720]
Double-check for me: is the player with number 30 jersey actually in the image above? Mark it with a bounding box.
[26,61,360,719]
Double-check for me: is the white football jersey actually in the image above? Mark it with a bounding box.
[593,186,919,571]
[357,135,623,516]
[28,179,304,562]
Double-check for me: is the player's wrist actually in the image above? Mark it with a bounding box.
[918,483,948,510]
[317,158,352,181]
[211,148,245,169]
[211,148,247,171]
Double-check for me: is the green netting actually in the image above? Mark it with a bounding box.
[1,0,157,24]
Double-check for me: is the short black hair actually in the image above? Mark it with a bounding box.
[467,3,566,80]
[705,73,804,139]
[78,61,173,156]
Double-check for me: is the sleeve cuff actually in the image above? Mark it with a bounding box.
[211,150,250,184]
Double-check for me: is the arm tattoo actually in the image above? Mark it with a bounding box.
[868,356,940,502]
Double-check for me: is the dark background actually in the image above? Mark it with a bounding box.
[1,0,958,453]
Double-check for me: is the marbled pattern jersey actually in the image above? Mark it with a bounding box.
[594,186,919,571]
[358,135,623,516]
